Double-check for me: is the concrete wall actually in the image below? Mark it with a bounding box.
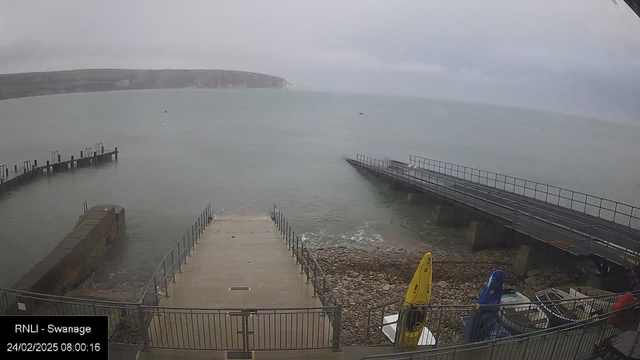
[12,204,125,296]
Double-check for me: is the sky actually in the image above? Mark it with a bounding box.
[1,0,639,123]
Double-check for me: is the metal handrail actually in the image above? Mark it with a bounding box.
[354,154,638,265]
[363,301,640,360]
[139,204,212,305]
[408,158,640,264]
[0,286,139,307]
[273,204,342,351]
[409,155,640,230]
[272,204,340,307]
[51,150,59,164]
[365,289,638,346]
[407,154,640,278]
[140,305,335,311]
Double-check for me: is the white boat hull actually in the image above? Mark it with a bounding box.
[382,314,436,346]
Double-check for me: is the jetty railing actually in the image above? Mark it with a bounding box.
[139,204,212,305]
[354,155,640,265]
[0,203,343,353]
[363,302,640,360]
[273,204,342,350]
[272,205,340,308]
[0,286,340,352]
[142,305,339,351]
[409,155,640,231]
[0,144,119,195]
[365,290,637,348]
[1,279,634,353]
[0,287,145,345]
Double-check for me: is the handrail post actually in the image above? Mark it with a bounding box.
[137,304,150,351]
[192,225,196,249]
[312,261,318,297]
[394,307,406,347]
[323,277,327,303]
[188,229,193,256]
[153,276,159,306]
[332,304,342,351]
[291,231,295,256]
[300,240,305,274]
[178,239,183,272]
[171,250,176,283]
[162,261,169,297]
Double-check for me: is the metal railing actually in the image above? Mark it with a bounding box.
[1,203,340,354]
[365,290,634,348]
[95,143,104,155]
[273,204,342,350]
[354,155,640,266]
[0,287,144,345]
[135,204,342,353]
[51,150,59,164]
[143,305,338,351]
[139,204,212,305]
[363,301,640,360]
[409,155,640,231]
[273,205,340,309]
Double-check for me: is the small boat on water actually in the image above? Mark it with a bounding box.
[498,289,549,334]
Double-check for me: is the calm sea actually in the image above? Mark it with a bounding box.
[1,89,639,289]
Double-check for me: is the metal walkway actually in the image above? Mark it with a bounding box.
[347,154,640,272]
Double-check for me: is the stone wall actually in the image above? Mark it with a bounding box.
[11,204,125,295]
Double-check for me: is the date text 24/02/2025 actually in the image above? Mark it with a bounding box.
[2,316,107,359]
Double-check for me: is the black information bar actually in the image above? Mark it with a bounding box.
[1,316,107,359]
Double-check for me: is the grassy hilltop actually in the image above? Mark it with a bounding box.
[0,69,291,99]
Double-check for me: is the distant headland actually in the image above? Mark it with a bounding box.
[0,68,306,100]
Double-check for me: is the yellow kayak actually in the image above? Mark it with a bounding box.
[399,252,432,346]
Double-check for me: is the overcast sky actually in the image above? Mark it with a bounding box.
[1,0,639,123]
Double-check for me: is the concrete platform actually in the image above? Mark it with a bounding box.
[161,214,320,309]
[148,214,332,351]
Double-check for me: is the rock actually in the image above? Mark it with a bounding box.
[437,281,448,287]
[527,269,542,277]
[468,291,477,299]
[231,235,235,238]
[382,284,390,291]
[377,274,385,280]
[524,276,536,284]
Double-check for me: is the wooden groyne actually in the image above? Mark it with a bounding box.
[0,144,118,195]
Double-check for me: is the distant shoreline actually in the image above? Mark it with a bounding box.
[0,68,304,100]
